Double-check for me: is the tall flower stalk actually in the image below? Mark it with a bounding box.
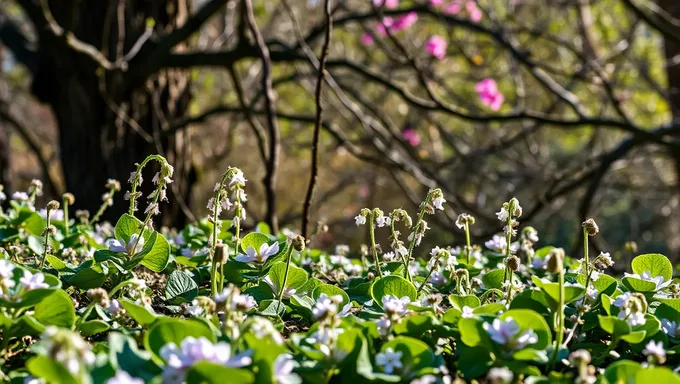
[406,189,446,265]
[456,213,475,265]
[389,209,412,282]
[91,179,121,224]
[124,155,174,261]
[497,198,521,285]
[39,200,59,269]
[208,167,247,296]
[548,248,565,369]
[61,193,74,236]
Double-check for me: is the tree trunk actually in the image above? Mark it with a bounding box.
[659,0,680,257]
[31,0,195,225]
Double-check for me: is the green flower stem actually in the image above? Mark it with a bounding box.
[220,219,240,292]
[368,212,382,277]
[127,155,166,216]
[464,222,472,265]
[39,209,54,269]
[210,172,231,296]
[91,185,117,224]
[76,303,96,327]
[593,339,619,366]
[502,215,512,283]
[390,217,410,282]
[277,242,295,314]
[406,194,433,265]
[550,265,566,369]
[417,252,442,295]
[62,196,70,236]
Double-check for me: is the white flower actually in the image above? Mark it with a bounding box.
[106,371,144,384]
[355,215,367,226]
[662,319,680,339]
[487,367,514,384]
[39,209,65,221]
[312,294,340,320]
[496,207,509,222]
[624,271,671,290]
[235,242,280,263]
[0,259,15,279]
[160,337,251,383]
[531,257,546,270]
[410,375,438,384]
[429,271,447,286]
[107,299,123,316]
[612,292,633,309]
[12,192,29,202]
[306,327,344,346]
[376,215,391,228]
[273,354,301,384]
[20,270,49,290]
[375,316,392,336]
[263,276,296,299]
[107,234,145,256]
[231,293,257,312]
[186,301,203,317]
[382,252,396,262]
[618,308,646,327]
[483,317,538,350]
[335,244,350,255]
[432,196,446,211]
[376,347,403,374]
[484,235,519,253]
[229,170,247,188]
[462,306,475,318]
[330,255,350,265]
[643,340,666,361]
[430,246,442,257]
[382,295,411,316]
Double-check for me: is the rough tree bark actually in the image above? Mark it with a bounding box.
[22,0,195,224]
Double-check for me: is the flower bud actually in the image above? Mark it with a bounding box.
[62,193,75,206]
[546,248,565,274]
[625,241,638,253]
[106,179,121,191]
[46,200,60,211]
[507,255,521,271]
[87,288,110,308]
[292,235,306,252]
[582,218,599,236]
[569,349,591,365]
[75,210,90,223]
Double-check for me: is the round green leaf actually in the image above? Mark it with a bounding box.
[622,277,658,293]
[605,360,642,384]
[140,232,170,272]
[382,336,435,375]
[500,309,552,350]
[631,254,673,281]
[145,318,215,362]
[187,362,255,384]
[164,270,198,304]
[371,276,417,309]
[120,298,157,327]
[635,367,680,383]
[312,284,350,306]
[598,315,631,337]
[483,269,521,290]
[240,232,271,253]
[34,289,75,329]
[79,320,110,337]
[267,262,308,293]
[448,294,481,310]
[114,214,143,242]
[26,355,78,384]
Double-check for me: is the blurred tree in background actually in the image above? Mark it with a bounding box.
[1,0,680,266]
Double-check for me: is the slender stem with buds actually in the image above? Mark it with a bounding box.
[390,215,411,282]
[39,208,54,269]
[550,264,566,369]
[417,252,442,295]
[368,211,382,277]
[464,222,472,265]
[406,193,433,263]
[91,185,118,224]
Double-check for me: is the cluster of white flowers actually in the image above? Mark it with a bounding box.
[495,198,522,238]
[0,260,49,300]
[160,337,252,384]
[374,295,412,336]
[208,168,247,233]
[484,317,538,350]
[213,285,257,313]
[39,208,65,221]
[42,326,95,376]
[484,234,519,254]
[125,158,174,218]
[612,292,646,327]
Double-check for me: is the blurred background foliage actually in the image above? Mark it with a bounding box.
[1,0,680,268]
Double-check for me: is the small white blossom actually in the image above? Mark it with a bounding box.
[376,215,391,228]
[375,347,403,374]
[107,234,145,256]
[355,215,367,226]
[662,319,680,339]
[106,371,144,384]
[273,354,301,384]
[642,340,666,362]
[20,270,49,290]
[432,196,446,211]
[462,306,475,318]
[375,316,392,336]
[312,294,340,320]
[12,192,29,202]
[484,317,538,350]
[496,207,509,222]
[487,367,514,384]
[382,295,411,316]
[618,308,646,327]
[235,242,280,263]
[624,271,671,290]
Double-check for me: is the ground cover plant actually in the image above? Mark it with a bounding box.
[0,154,679,384]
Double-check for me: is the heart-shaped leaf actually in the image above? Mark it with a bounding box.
[631,254,672,281]
[500,309,552,350]
[371,276,417,308]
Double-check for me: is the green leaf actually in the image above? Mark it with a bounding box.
[145,318,215,362]
[64,266,106,289]
[577,273,617,299]
[79,320,110,337]
[45,255,70,272]
[108,333,161,381]
[483,269,520,290]
[164,270,198,304]
[513,348,549,364]
[26,355,78,384]
[620,331,647,344]
[605,360,641,384]
[258,299,286,317]
[473,303,507,315]
[0,271,60,309]
[622,277,658,293]
[312,284,350,306]
[631,254,673,281]
[267,262,308,294]
[655,299,680,323]
[140,232,170,272]
[635,367,680,383]
[187,362,255,384]
[240,232,271,253]
[382,336,435,374]
[392,314,434,337]
[34,290,75,329]
[598,315,631,337]
[459,317,492,349]
[120,298,157,326]
[114,214,143,243]
[500,309,552,350]
[632,314,660,339]
[371,276,417,308]
[448,294,481,310]
[457,344,493,379]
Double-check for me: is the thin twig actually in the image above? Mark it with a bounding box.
[301,0,333,239]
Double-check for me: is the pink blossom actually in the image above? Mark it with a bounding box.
[466,1,483,22]
[375,17,394,36]
[444,2,462,14]
[425,36,447,60]
[429,0,445,6]
[361,33,375,46]
[475,78,504,111]
[374,0,399,8]
[392,12,418,32]
[402,129,421,146]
